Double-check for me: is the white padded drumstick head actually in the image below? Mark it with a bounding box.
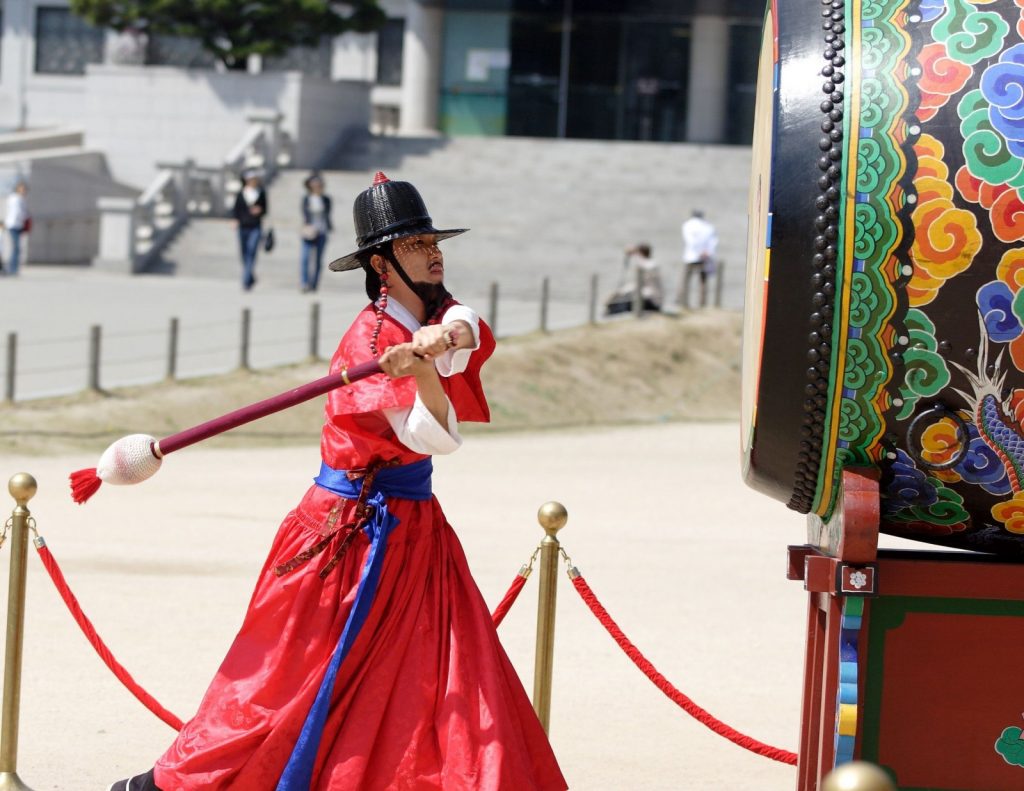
[96,434,162,486]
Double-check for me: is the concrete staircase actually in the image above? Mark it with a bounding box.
[154,134,752,309]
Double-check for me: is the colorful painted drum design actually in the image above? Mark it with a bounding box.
[743,0,1024,555]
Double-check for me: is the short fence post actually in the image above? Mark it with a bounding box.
[679,266,692,312]
[0,473,37,790]
[540,277,550,333]
[309,302,320,361]
[166,317,179,381]
[633,265,644,319]
[240,308,252,371]
[88,325,102,392]
[533,501,567,734]
[4,333,15,403]
[588,274,599,325]
[714,260,725,308]
[488,282,499,336]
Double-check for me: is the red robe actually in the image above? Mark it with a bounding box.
[153,306,567,790]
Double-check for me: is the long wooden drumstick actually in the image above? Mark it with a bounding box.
[69,360,382,504]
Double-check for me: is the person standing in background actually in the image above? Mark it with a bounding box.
[232,169,268,291]
[678,209,717,309]
[300,173,333,293]
[3,181,30,276]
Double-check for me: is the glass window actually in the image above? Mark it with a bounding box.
[440,11,510,135]
[725,22,762,144]
[264,38,332,77]
[35,7,105,75]
[146,35,218,69]
[377,19,405,86]
[617,20,689,142]
[506,12,561,137]
[439,1,760,143]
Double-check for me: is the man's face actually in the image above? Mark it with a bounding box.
[392,234,444,285]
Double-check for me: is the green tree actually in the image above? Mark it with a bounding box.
[70,0,387,69]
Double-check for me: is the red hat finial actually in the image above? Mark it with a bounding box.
[373,171,390,185]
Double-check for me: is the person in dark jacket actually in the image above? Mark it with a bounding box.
[232,169,268,290]
[300,173,333,292]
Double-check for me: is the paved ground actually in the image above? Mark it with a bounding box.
[0,423,920,790]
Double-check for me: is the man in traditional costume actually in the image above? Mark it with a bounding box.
[110,173,567,791]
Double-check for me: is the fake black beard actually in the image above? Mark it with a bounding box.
[409,280,451,320]
[383,251,452,319]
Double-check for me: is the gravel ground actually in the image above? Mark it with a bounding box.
[1,422,818,791]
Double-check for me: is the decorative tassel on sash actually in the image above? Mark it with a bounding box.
[273,461,396,580]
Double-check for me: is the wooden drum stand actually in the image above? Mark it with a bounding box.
[790,469,1024,791]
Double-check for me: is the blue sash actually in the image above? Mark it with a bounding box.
[277,458,433,790]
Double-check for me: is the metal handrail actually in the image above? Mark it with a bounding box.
[137,169,175,206]
[116,114,283,271]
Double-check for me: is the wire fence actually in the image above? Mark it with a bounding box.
[2,268,726,404]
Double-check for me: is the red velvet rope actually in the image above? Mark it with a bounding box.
[490,574,528,628]
[570,574,797,765]
[33,533,529,733]
[34,544,184,731]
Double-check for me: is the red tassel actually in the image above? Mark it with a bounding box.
[69,468,102,504]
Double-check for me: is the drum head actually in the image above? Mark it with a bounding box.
[743,0,1024,556]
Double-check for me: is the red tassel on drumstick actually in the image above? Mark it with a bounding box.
[68,360,382,504]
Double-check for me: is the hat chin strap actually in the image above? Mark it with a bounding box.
[382,248,451,322]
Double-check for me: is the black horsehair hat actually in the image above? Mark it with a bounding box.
[327,172,468,272]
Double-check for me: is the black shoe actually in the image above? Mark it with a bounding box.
[108,768,160,791]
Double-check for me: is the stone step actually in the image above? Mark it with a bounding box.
[158,135,751,308]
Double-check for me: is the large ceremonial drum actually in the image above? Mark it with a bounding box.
[744,0,1024,556]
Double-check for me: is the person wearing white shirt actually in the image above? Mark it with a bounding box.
[679,209,718,309]
[3,182,29,276]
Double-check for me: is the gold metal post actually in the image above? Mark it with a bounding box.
[0,474,36,791]
[822,761,896,791]
[532,501,567,734]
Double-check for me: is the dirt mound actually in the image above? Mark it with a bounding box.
[0,310,742,456]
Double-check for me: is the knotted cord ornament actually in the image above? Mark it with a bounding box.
[370,268,389,357]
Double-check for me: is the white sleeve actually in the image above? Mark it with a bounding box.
[383,393,463,455]
[434,304,481,378]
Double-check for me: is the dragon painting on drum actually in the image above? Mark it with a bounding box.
[742,0,1024,555]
